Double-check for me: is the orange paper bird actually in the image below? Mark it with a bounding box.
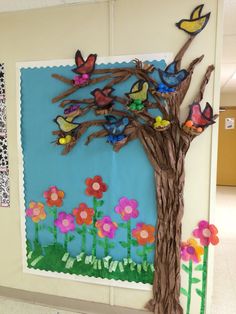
[91,87,114,108]
[72,50,97,75]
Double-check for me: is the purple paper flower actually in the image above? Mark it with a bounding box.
[54,212,75,234]
[96,216,118,239]
[115,197,139,221]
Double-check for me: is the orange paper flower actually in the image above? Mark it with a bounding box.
[73,203,94,225]
[26,201,46,223]
[43,186,64,207]
[132,223,155,246]
[85,175,107,199]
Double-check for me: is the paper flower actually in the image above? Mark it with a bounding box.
[26,201,46,223]
[181,238,204,263]
[115,197,139,221]
[54,212,75,233]
[85,175,107,199]
[73,203,94,225]
[193,220,219,246]
[132,223,155,246]
[43,186,65,207]
[96,216,118,239]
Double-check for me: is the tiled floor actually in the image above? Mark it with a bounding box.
[0,296,82,314]
[211,186,236,314]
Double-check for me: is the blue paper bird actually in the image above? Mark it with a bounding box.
[103,115,129,144]
[158,61,188,88]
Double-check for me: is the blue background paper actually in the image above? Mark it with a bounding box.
[21,59,166,264]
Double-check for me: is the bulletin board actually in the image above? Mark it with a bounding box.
[18,53,172,289]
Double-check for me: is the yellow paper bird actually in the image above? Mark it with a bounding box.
[55,116,80,133]
[176,4,210,36]
[126,80,149,102]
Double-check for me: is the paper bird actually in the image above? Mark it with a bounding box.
[72,50,97,75]
[187,103,216,127]
[103,115,129,136]
[126,80,149,102]
[55,116,80,133]
[158,60,188,88]
[91,87,114,108]
[176,4,211,36]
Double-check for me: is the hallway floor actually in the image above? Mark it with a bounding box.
[211,186,236,314]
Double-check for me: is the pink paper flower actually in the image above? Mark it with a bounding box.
[95,216,118,239]
[54,212,75,234]
[43,186,64,207]
[193,220,219,246]
[181,238,204,263]
[115,197,139,221]
[26,201,46,223]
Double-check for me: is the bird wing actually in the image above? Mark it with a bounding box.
[75,50,85,67]
[202,102,213,120]
[130,80,141,93]
[158,69,188,87]
[190,4,204,20]
[105,115,117,123]
[188,103,215,127]
[103,87,114,96]
[165,61,178,74]
[73,53,97,74]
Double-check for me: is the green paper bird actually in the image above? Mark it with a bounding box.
[126,80,149,102]
[176,4,211,36]
[55,116,80,133]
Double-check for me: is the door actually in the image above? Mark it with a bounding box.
[217,106,236,186]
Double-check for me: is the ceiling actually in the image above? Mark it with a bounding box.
[221,0,236,93]
[0,0,104,12]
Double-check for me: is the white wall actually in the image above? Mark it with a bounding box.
[221,92,236,107]
[0,0,221,312]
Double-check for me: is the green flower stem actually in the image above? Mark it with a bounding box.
[53,207,57,244]
[143,245,147,262]
[35,223,39,243]
[81,224,86,253]
[64,233,69,251]
[104,237,109,257]
[200,246,209,314]
[186,260,193,314]
[127,220,131,259]
[92,197,98,257]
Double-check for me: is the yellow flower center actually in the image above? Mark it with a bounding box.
[62,219,69,227]
[80,211,88,219]
[140,230,149,239]
[103,223,111,232]
[51,192,58,201]
[92,182,100,191]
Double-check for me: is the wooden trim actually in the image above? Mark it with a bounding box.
[220,106,236,110]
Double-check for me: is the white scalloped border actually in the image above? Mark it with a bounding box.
[17,52,172,290]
